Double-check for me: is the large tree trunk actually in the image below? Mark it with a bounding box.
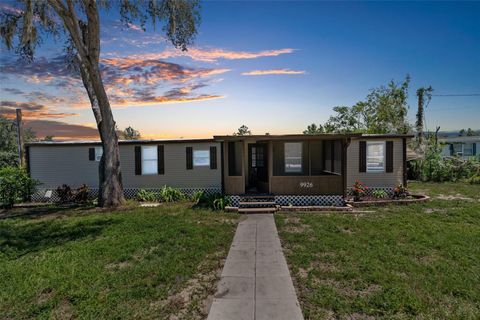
[50,0,126,207]
[79,61,126,207]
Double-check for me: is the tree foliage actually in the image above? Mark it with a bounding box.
[415,86,433,144]
[303,123,325,135]
[0,115,37,168]
[304,76,412,134]
[234,125,251,136]
[120,126,141,140]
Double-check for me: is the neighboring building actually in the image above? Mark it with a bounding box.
[439,136,479,160]
[26,133,412,206]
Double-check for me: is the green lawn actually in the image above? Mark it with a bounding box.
[0,203,238,319]
[276,182,480,320]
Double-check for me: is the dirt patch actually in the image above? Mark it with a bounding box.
[436,194,474,201]
[424,208,447,214]
[346,312,376,320]
[150,250,227,319]
[105,260,133,271]
[52,299,74,319]
[36,289,54,305]
[284,216,301,224]
[284,224,312,234]
[314,278,381,298]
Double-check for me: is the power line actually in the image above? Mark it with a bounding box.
[432,93,480,97]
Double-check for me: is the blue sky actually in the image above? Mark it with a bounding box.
[1,1,479,139]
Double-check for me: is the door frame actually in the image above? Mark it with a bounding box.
[247,143,269,193]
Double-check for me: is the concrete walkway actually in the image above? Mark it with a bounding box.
[207,214,304,320]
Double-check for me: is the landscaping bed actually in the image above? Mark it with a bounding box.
[346,194,429,207]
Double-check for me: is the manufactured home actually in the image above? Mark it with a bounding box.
[26,133,412,206]
[440,136,479,160]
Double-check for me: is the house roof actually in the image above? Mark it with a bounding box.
[26,133,414,146]
[439,136,480,143]
[26,138,215,146]
[214,133,414,141]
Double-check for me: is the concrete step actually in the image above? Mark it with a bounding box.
[239,201,276,207]
[238,207,277,214]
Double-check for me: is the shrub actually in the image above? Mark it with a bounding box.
[56,184,73,203]
[159,186,184,203]
[136,189,157,202]
[352,180,367,201]
[74,184,90,203]
[190,190,204,204]
[372,189,388,199]
[393,184,409,199]
[0,166,39,208]
[195,192,230,210]
[467,175,480,185]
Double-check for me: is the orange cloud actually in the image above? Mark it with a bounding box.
[128,47,296,62]
[111,94,225,108]
[241,69,306,76]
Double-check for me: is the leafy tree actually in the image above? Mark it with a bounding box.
[121,126,141,140]
[0,115,37,168]
[43,135,54,141]
[359,75,411,134]
[415,86,433,144]
[303,123,324,135]
[324,105,363,133]
[0,1,201,207]
[460,128,478,137]
[234,125,251,136]
[309,76,412,134]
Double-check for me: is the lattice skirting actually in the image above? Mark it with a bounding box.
[226,195,345,207]
[275,195,344,207]
[31,187,222,203]
[347,187,395,197]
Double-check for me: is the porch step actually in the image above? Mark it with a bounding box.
[238,207,277,214]
[239,201,276,207]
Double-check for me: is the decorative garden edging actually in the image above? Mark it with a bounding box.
[346,194,430,207]
[278,204,353,212]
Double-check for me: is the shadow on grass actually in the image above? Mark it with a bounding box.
[0,218,117,259]
[0,203,99,221]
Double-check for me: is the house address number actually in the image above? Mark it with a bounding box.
[300,182,314,188]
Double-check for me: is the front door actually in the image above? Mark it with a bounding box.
[247,143,269,193]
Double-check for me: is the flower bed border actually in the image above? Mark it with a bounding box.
[346,194,429,207]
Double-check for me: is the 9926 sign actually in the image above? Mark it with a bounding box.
[300,182,314,188]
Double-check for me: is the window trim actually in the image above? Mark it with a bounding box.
[366,141,386,173]
[284,142,303,174]
[141,145,158,175]
[193,149,210,167]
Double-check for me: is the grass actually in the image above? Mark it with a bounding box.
[0,203,238,319]
[276,182,480,319]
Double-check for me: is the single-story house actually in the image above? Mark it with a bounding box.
[439,136,479,160]
[26,133,412,206]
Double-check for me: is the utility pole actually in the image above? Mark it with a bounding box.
[15,109,24,167]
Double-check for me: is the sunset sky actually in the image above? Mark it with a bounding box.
[1,1,479,140]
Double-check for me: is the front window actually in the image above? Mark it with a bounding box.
[142,146,158,175]
[285,142,302,173]
[95,147,103,162]
[366,141,385,172]
[193,150,210,167]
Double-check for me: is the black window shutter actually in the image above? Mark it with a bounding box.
[210,146,217,169]
[134,146,142,175]
[88,148,95,161]
[386,141,394,173]
[359,141,366,172]
[473,143,477,156]
[157,145,165,175]
[186,147,193,170]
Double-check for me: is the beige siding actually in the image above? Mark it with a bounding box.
[29,142,222,189]
[29,145,99,188]
[346,138,403,188]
